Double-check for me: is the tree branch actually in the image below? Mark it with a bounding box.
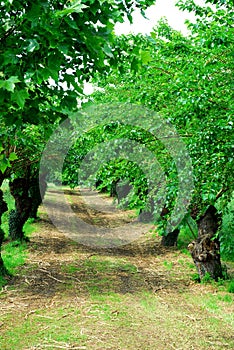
[215,188,228,202]
[0,26,16,43]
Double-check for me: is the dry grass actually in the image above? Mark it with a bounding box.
[0,188,233,350]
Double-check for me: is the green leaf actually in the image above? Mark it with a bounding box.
[26,39,40,52]
[48,68,59,81]
[130,58,139,72]
[9,152,18,161]
[64,17,79,30]
[141,50,152,65]
[0,76,20,92]
[11,89,29,108]
[58,43,69,54]
[0,155,10,173]
[103,44,114,58]
[27,3,41,21]
[55,1,88,17]
[41,68,52,81]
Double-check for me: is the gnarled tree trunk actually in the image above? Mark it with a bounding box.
[29,174,47,219]
[116,181,132,206]
[161,228,180,247]
[139,197,154,223]
[110,179,132,206]
[9,178,32,240]
[0,177,8,275]
[188,205,223,281]
[157,206,180,247]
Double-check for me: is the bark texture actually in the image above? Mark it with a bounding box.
[138,198,154,223]
[29,175,47,219]
[9,178,32,240]
[161,228,180,247]
[188,205,223,280]
[116,181,132,205]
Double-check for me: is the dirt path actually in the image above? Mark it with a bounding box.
[0,188,233,350]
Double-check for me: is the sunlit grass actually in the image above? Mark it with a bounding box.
[1,241,27,275]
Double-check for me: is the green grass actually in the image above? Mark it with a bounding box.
[0,183,233,349]
[227,280,234,293]
[1,241,27,274]
[163,260,173,270]
[217,294,233,303]
[23,218,37,238]
[0,240,28,288]
[1,286,233,350]
[62,256,138,275]
[199,292,234,317]
[62,256,140,296]
[0,251,233,350]
[190,270,234,294]
[139,291,159,312]
[0,306,87,350]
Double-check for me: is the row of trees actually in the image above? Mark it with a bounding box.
[0,0,233,280]
[62,0,234,279]
[0,0,155,273]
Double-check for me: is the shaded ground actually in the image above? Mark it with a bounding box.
[0,188,233,350]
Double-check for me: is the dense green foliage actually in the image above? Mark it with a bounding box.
[0,0,155,268]
[0,0,233,277]
[59,0,234,264]
[87,0,233,223]
[62,120,175,211]
[0,0,155,174]
[219,196,234,261]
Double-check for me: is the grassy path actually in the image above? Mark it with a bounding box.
[0,188,233,349]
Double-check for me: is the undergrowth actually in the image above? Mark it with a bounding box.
[219,196,234,261]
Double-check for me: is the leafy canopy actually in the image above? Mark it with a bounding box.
[0,0,155,175]
[86,0,234,220]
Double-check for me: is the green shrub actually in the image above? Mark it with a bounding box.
[227,280,234,293]
[2,241,27,275]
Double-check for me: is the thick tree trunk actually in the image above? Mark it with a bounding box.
[139,203,180,246]
[161,228,180,247]
[110,180,132,205]
[9,178,32,240]
[0,178,8,275]
[139,210,154,222]
[138,198,154,223]
[29,175,47,219]
[110,180,118,198]
[116,181,132,205]
[188,205,223,281]
[95,179,108,193]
